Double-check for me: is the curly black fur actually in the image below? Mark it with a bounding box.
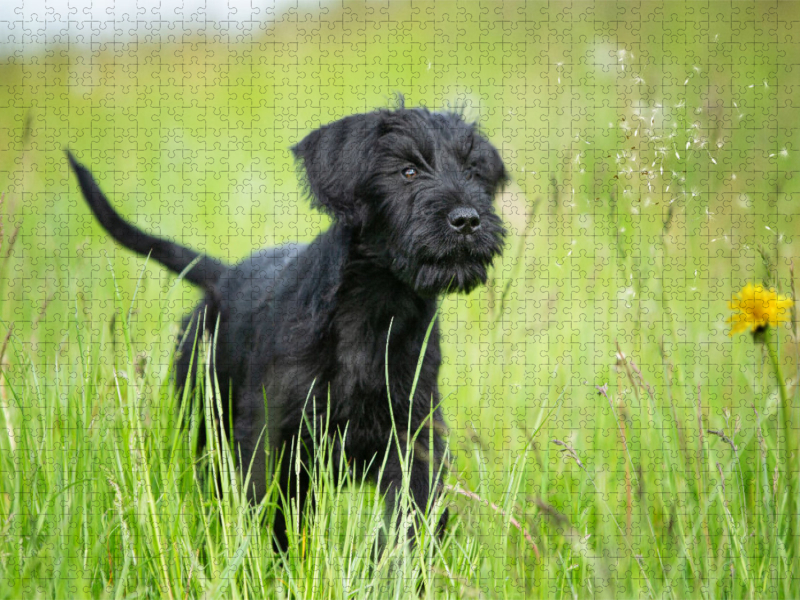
[66,102,507,552]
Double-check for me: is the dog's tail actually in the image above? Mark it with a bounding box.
[66,150,228,292]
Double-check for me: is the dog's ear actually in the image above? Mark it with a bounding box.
[292,113,384,225]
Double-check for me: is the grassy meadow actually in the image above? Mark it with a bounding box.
[1,1,800,598]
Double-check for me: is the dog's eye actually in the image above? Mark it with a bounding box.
[402,167,418,179]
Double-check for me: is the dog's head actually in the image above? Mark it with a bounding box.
[293,102,507,295]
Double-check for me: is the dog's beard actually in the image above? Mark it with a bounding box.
[410,260,491,295]
[392,232,505,296]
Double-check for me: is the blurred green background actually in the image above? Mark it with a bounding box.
[3,0,797,425]
[1,1,800,596]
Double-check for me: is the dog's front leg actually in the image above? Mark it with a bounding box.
[379,443,448,546]
[272,443,312,553]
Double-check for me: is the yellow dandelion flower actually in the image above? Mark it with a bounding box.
[727,283,794,336]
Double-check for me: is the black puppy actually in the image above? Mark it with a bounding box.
[66,102,507,551]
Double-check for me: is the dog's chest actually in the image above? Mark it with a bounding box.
[329,287,441,425]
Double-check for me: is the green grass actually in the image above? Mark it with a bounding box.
[1,1,800,598]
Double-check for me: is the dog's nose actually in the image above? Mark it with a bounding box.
[447,207,481,234]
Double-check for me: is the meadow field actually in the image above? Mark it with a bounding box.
[1,1,800,598]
